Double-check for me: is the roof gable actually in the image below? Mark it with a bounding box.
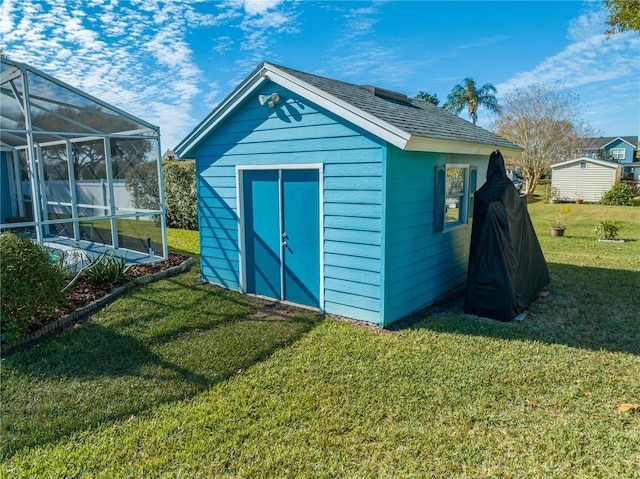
[601,136,638,149]
[551,157,622,169]
[176,62,522,158]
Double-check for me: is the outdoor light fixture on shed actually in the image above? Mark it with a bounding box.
[258,93,280,107]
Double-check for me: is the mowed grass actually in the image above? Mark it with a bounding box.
[2,201,639,478]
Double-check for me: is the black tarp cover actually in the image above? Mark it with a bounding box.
[464,150,549,321]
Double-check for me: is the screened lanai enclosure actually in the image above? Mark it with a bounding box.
[0,57,167,267]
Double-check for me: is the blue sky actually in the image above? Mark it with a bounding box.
[1,0,638,152]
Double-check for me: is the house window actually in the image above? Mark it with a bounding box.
[580,161,587,169]
[433,164,476,233]
[444,164,469,229]
[611,148,625,160]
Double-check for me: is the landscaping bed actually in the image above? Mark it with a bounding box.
[62,253,190,315]
[2,253,192,355]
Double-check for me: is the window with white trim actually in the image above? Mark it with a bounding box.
[444,164,469,229]
[433,164,477,233]
[611,148,625,160]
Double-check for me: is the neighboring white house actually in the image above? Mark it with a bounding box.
[550,157,622,202]
[627,161,640,181]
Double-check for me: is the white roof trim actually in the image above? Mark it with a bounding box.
[176,62,521,157]
[551,157,622,169]
[405,136,523,157]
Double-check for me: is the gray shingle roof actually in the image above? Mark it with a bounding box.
[582,136,638,149]
[270,63,520,152]
[176,61,523,157]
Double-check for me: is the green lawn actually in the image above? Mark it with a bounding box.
[2,201,639,478]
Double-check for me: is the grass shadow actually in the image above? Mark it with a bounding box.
[1,275,323,457]
[397,263,640,356]
[525,195,545,204]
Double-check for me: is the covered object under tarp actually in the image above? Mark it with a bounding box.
[464,150,549,321]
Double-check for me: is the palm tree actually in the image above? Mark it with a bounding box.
[444,78,501,124]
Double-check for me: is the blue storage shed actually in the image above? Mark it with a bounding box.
[175,62,522,327]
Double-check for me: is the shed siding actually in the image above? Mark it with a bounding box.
[382,148,486,324]
[196,84,385,323]
[551,162,619,202]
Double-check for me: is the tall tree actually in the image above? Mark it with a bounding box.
[604,0,640,36]
[415,91,440,106]
[493,83,594,198]
[444,78,501,124]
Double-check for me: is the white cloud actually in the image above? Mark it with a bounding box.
[63,16,105,49]
[0,0,227,150]
[0,0,306,149]
[497,8,640,94]
[567,6,607,42]
[0,0,16,36]
[341,6,380,41]
[321,42,403,84]
[147,101,197,152]
[203,82,223,110]
[316,3,426,90]
[494,5,639,135]
[205,0,301,89]
[242,0,285,16]
[213,36,235,54]
[498,34,640,93]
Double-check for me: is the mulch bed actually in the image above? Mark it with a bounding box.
[61,253,189,316]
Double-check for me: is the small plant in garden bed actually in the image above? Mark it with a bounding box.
[82,250,134,284]
[60,252,189,318]
[594,219,623,241]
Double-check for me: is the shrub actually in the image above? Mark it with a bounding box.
[0,233,67,341]
[600,182,635,206]
[163,160,198,230]
[594,220,622,240]
[82,251,134,284]
[125,160,198,230]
